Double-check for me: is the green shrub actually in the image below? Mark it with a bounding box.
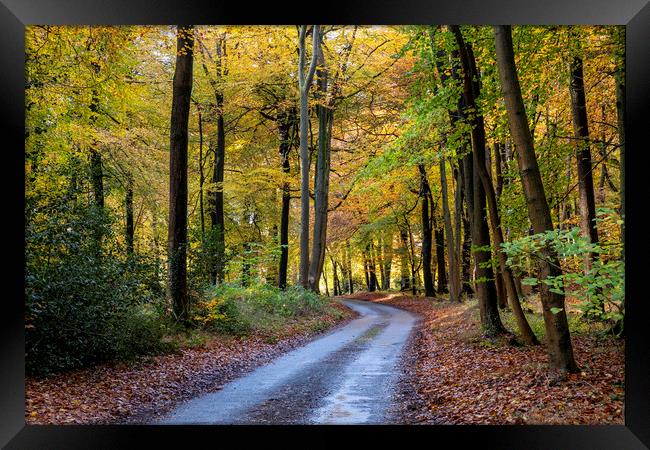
[191,283,331,336]
[111,305,177,360]
[25,202,169,376]
[501,209,624,329]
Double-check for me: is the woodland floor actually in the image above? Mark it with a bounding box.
[25,302,357,425]
[350,291,625,425]
[25,292,624,425]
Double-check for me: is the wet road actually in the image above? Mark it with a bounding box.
[158,298,417,425]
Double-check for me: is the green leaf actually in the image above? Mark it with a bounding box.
[550,307,564,315]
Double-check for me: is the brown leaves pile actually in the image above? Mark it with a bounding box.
[369,293,624,425]
[25,302,356,425]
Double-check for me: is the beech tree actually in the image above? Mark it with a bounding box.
[168,25,194,324]
[452,26,507,336]
[298,25,320,288]
[568,46,599,271]
[494,25,579,372]
[308,31,331,291]
[418,164,436,297]
[451,26,537,344]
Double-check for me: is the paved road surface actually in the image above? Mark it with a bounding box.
[158,298,417,424]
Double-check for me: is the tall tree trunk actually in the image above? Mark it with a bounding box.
[377,235,386,290]
[454,26,537,344]
[151,211,162,288]
[615,27,625,261]
[266,224,279,286]
[322,258,330,297]
[298,25,320,287]
[346,239,354,293]
[309,38,332,292]
[88,58,104,214]
[308,120,331,290]
[89,150,104,209]
[168,25,194,325]
[492,143,508,309]
[330,253,340,296]
[278,108,296,289]
[363,251,370,290]
[597,109,608,204]
[399,227,411,291]
[453,165,462,287]
[457,163,474,296]
[369,240,379,292]
[439,156,460,301]
[494,142,504,199]
[196,103,205,240]
[125,173,134,256]
[337,261,344,295]
[613,25,625,334]
[89,146,105,254]
[453,72,476,300]
[569,53,599,271]
[433,218,447,295]
[460,208,473,296]
[430,30,461,300]
[418,165,436,297]
[452,26,507,336]
[382,231,393,290]
[406,217,418,295]
[494,268,507,309]
[494,25,579,370]
[209,34,227,285]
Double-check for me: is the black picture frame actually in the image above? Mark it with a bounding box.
[2,0,648,448]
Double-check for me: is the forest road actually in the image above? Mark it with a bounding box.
[157,298,418,424]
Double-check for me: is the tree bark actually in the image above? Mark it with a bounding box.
[399,227,411,291]
[430,30,461,300]
[615,27,625,261]
[439,156,460,301]
[453,28,539,344]
[209,34,227,285]
[88,58,104,213]
[494,25,579,370]
[298,25,320,288]
[346,239,354,293]
[493,143,508,309]
[406,216,418,295]
[330,252,340,296]
[369,240,379,291]
[456,30,539,345]
[381,231,393,290]
[323,264,330,297]
[456,163,474,296]
[89,150,104,209]
[452,26,507,336]
[418,164,436,297]
[196,103,205,240]
[125,173,134,256]
[308,50,332,291]
[363,249,370,290]
[494,142,504,199]
[569,53,599,270]
[278,108,296,289]
[433,218,447,295]
[168,25,194,325]
[364,243,378,292]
